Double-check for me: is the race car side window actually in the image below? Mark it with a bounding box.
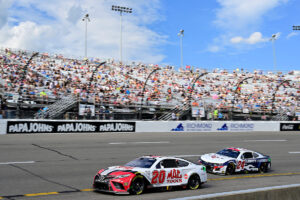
[156,161,162,169]
[176,160,189,167]
[253,153,260,158]
[242,152,253,159]
[161,159,178,168]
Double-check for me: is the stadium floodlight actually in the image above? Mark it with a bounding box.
[82,14,90,58]
[111,5,133,64]
[178,29,184,68]
[270,33,279,74]
[293,25,300,30]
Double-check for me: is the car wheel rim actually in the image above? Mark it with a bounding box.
[133,180,143,193]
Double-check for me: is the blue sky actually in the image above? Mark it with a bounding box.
[0,0,299,72]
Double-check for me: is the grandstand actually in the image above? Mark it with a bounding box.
[0,47,299,121]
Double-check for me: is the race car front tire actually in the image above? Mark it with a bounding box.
[129,175,145,195]
[226,163,235,175]
[187,174,201,190]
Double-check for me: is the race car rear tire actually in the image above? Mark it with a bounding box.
[129,175,145,195]
[259,163,268,173]
[187,174,201,190]
[226,163,235,175]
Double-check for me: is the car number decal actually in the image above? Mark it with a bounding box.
[236,160,245,170]
[151,170,166,184]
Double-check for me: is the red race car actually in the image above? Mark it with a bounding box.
[93,156,207,195]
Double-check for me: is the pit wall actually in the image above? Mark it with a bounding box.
[0,120,299,134]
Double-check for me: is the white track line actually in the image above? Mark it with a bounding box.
[289,152,300,154]
[169,183,300,200]
[109,141,170,145]
[0,161,35,165]
[244,140,287,142]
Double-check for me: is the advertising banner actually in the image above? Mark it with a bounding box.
[192,107,205,118]
[7,121,135,134]
[280,123,300,131]
[137,121,279,132]
[79,104,95,117]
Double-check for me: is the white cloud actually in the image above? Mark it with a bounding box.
[0,0,167,64]
[214,0,288,31]
[1,21,54,50]
[207,45,221,53]
[230,32,268,44]
[208,0,287,53]
[286,32,299,39]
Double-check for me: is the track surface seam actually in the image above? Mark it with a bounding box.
[31,143,78,160]
[10,164,80,192]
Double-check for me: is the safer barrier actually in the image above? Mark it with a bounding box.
[169,183,300,200]
[0,120,299,134]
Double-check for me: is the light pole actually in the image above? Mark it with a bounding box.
[112,5,132,64]
[293,25,300,30]
[178,29,184,68]
[189,72,208,120]
[231,76,253,120]
[82,14,90,58]
[18,52,39,119]
[139,67,160,120]
[270,34,278,73]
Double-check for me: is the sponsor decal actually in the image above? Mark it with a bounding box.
[230,123,254,130]
[186,123,212,131]
[57,123,96,132]
[217,123,228,131]
[7,121,136,134]
[280,123,300,131]
[99,123,134,132]
[217,123,254,131]
[8,122,54,133]
[184,174,188,179]
[166,169,182,183]
[171,123,184,131]
[171,123,213,132]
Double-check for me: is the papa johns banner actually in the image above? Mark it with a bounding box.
[7,121,136,134]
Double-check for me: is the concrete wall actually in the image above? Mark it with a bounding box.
[0,120,299,134]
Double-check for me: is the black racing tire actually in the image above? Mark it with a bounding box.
[259,163,268,173]
[129,175,145,195]
[226,163,235,175]
[187,174,201,190]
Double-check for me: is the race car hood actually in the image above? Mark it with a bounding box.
[100,166,141,176]
[201,153,234,164]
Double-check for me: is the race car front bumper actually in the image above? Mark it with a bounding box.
[200,160,227,174]
[93,174,130,194]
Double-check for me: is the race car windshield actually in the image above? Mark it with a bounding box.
[124,157,156,168]
[216,149,240,158]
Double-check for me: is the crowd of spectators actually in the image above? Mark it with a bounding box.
[0,47,299,120]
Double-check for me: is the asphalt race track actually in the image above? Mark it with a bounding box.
[0,131,300,200]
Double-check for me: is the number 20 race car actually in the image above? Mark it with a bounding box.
[93,156,207,195]
[199,147,271,175]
